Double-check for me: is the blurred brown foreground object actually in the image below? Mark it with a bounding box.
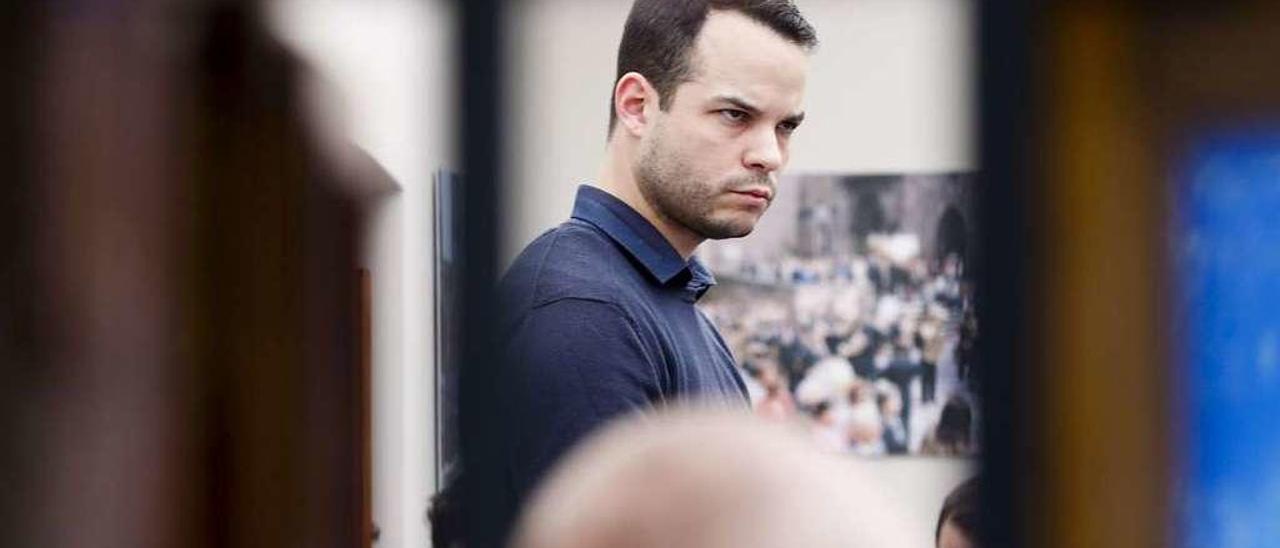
[2,3,385,547]
[513,408,916,548]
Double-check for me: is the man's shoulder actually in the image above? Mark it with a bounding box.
[501,219,636,309]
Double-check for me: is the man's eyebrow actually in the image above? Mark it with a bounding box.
[713,95,805,125]
[713,95,762,115]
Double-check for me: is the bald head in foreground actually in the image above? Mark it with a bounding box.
[513,409,916,548]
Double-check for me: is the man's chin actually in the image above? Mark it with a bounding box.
[700,221,757,240]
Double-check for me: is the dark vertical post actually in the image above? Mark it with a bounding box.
[0,3,40,545]
[457,0,507,546]
[977,2,1038,547]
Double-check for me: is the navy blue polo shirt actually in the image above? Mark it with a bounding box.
[496,184,750,509]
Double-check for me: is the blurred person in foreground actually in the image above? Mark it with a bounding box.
[493,0,817,532]
[936,476,979,548]
[513,408,915,548]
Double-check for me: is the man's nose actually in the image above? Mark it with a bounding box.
[743,128,784,173]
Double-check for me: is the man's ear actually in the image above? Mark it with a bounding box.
[613,72,657,138]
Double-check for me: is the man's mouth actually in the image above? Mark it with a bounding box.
[731,187,774,202]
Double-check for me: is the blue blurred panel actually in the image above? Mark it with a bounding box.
[1180,130,1280,548]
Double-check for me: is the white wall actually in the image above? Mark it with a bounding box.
[505,0,977,543]
[269,2,456,547]
[868,457,976,546]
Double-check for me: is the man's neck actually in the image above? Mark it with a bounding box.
[596,141,703,261]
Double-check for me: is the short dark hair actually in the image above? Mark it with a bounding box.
[936,476,979,546]
[608,0,818,135]
[936,394,973,448]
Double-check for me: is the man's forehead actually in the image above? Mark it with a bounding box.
[683,10,809,110]
[693,10,810,63]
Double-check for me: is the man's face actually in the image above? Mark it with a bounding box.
[635,10,809,241]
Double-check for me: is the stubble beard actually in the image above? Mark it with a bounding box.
[635,133,770,242]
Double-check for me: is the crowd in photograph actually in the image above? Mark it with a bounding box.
[702,233,980,457]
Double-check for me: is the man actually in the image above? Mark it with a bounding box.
[497,0,817,529]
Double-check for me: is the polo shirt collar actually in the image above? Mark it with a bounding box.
[571,184,717,291]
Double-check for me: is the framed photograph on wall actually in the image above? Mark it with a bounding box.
[699,172,980,457]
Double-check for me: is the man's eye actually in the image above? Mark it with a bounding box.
[719,109,749,124]
[778,121,799,135]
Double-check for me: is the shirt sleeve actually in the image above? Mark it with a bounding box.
[498,296,664,503]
